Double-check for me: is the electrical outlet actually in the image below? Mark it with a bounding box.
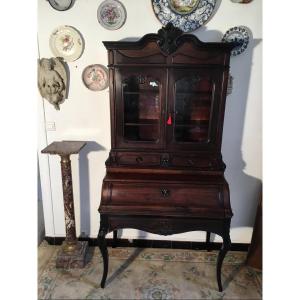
[46,122,56,131]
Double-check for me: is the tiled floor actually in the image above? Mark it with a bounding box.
[38,241,262,299]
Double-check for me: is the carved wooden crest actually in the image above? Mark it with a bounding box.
[157,23,183,55]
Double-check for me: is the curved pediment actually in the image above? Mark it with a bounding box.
[103,23,236,56]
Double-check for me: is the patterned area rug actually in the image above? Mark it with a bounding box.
[38,241,262,299]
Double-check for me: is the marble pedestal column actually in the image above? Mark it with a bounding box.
[42,141,88,268]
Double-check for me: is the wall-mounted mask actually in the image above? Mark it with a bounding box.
[38,57,68,110]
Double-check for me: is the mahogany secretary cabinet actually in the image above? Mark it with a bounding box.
[98,24,236,292]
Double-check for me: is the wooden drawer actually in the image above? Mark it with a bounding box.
[103,182,222,209]
[171,155,212,168]
[117,153,161,166]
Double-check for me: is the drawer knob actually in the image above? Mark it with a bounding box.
[188,159,194,166]
[136,156,143,163]
[160,188,170,197]
[161,157,169,167]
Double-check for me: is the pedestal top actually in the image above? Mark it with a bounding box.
[41,141,87,156]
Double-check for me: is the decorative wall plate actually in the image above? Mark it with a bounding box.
[82,64,109,91]
[222,26,250,56]
[231,0,253,3]
[49,25,84,62]
[47,0,75,11]
[152,0,216,32]
[97,0,127,30]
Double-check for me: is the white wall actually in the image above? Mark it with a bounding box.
[38,162,45,245]
[38,0,262,243]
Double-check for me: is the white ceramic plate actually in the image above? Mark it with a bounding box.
[49,25,84,62]
[47,0,74,11]
[82,64,109,91]
[97,0,127,30]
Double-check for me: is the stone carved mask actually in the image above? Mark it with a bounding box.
[38,57,68,110]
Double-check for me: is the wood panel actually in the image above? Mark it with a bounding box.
[99,25,236,292]
[107,182,222,207]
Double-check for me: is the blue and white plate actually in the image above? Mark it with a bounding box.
[152,0,216,32]
[222,26,251,56]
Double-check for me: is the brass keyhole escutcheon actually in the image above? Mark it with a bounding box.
[160,188,170,197]
[136,156,143,163]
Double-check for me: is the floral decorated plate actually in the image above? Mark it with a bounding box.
[222,26,251,56]
[97,0,127,30]
[49,25,84,61]
[152,0,216,32]
[82,64,109,91]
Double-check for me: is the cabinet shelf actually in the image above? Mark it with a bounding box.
[123,90,158,95]
[176,91,212,96]
[124,119,158,126]
[175,120,209,127]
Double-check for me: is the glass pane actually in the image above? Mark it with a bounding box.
[174,76,213,143]
[123,75,160,142]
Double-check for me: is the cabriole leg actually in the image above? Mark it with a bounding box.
[97,216,108,288]
[112,230,118,248]
[206,231,211,252]
[216,232,231,292]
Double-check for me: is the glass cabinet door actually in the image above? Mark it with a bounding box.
[167,69,222,150]
[115,69,166,149]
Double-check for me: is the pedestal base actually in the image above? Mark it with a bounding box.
[56,241,88,268]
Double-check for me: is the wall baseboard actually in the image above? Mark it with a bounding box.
[44,236,249,252]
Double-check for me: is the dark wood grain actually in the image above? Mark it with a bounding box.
[98,24,234,292]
